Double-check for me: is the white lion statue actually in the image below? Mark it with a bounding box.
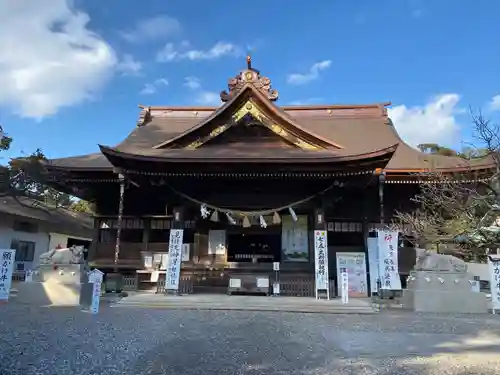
[39,245,85,265]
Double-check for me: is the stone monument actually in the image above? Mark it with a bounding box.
[16,246,88,306]
[36,245,87,284]
[400,250,488,313]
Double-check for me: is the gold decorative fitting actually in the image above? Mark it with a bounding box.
[220,56,279,102]
[186,139,203,149]
[228,99,320,150]
[136,106,152,127]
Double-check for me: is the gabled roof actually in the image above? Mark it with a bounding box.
[153,84,343,150]
[44,58,497,175]
[46,104,495,173]
[0,196,93,237]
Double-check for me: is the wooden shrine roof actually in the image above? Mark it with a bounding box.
[99,144,398,164]
[47,103,495,173]
[46,59,496,174]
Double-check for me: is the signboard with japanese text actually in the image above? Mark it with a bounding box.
[90,280,102,314]
[366,237,380,294]
[336,252,368,297]
[314,230,329,290]
[88,269,104,314]
[166,229,184,291]
[0,249,16,301]
[25,270,33,283]
[376,230,402,290]
[282,216,309,262]
[340,269,349,304]
[488,255,500,311]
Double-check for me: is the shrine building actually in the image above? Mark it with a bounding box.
[43,57,496,296]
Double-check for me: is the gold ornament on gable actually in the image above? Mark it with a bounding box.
[220,57,279,102]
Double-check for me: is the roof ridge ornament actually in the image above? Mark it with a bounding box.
[136,106,151,127]
[220,55,278,102]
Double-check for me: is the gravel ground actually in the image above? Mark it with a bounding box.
[1,303,500,375]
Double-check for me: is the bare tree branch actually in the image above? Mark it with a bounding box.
[392,111,500,261]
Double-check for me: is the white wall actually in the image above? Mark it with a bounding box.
[466,262,490,281]
[0,222,50,271]
[48,232,90,251]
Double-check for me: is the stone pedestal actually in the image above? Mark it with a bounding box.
[15,264,85,307]
[400,270,488,314]
[34,264,84,284]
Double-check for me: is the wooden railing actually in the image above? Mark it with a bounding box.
[146,242,169,253]
[156,275,194,294]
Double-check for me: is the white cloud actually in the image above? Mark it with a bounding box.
[157,41,243,62]
[181,76,220,105]
[287,97,325,105]
[116,54,142,76]
[388,94,462,147]
[489,94,500,111]
[139,78,168,95]
[0,0,116,119]
[287,60,332,85]
[121,15,181,43]
[184,76,201,90]
[195,91,221,106]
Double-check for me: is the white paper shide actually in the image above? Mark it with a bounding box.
[0,249,16,301]
[314,230,329,290]
[377,230,402,290]
[166,229,184,291]
[488,255,500,311]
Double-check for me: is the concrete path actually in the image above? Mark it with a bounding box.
[111,293,376,314]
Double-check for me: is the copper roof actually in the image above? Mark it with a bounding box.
[99,144,398,164]
[46,63,495,173]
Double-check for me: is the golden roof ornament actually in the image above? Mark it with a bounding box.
[220,55,279,102]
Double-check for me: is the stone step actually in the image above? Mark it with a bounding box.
[111,299,375,314]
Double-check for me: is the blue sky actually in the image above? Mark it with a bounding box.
[0,0,499,161]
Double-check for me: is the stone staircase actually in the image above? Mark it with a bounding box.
[110,294,376,314]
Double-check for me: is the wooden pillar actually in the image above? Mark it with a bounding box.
[142,218,150,252]
[87,217,100,262]
[114,173,125,267]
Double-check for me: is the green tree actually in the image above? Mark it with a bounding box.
[69,199,95,214]
[0,128,74,207]
[417,143,458,156]
[0,125,12,151]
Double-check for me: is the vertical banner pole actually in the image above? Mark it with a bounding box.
[314,230,329,299]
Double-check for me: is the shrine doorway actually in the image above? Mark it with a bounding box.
[227,228,282,263]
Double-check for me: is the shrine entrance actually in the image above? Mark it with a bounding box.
[227,228,281,263]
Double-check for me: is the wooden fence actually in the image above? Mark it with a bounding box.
[156,275,194,294]
[11,272,341,298]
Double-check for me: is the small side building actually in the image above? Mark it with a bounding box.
[0,196,93,272]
